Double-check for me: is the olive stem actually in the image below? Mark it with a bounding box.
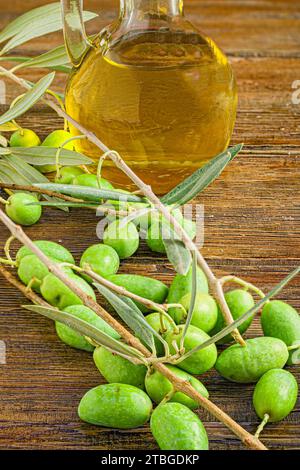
[255,414,270,439]
[287,342,300,351]
[54,134,87,180]
[0,182,86,203]
[4,235,16,263]
[0,196,8,205]
[0,257,16,266]
[80,263,178,331]
[220,275,266,299]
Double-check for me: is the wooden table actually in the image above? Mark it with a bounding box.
[0,0,299,451]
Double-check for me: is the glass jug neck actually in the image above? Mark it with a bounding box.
[120,0,183,19]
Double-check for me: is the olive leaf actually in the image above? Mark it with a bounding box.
[163,237,191,275]
[0,156,69,211]
[94,283,162,355]
[177,266,300,362]
[0,73,55,126]
[22,304,144,361]
[3,146,93,166]
[0,55,72,73]
[7,44,71,72]
[161,144,243,206]
[27,201,99,209]
[0,3,97,55]
[35,183,146,204]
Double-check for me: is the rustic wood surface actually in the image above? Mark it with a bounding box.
[0,0,299,451]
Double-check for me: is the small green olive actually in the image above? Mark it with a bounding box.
[253,369,298,423]
[72,173,114,190]
[93,347,147,389]
[209,289,255,343]
[55,166,84,184]
[10,128,41,147]
[16,240,75,265]
[78,383,152,429]
[80,243,120,282]
[40,272,96,310]
[179,292,218,332]
[103,220,139,259]
[145,364,209,409]
[39,130,74,173]
[56,305,120,352]
[165,325,217,375]
[150,402,209,450]
[5,192,42,226]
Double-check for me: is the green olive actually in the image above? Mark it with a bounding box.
[143,312,173,356]
[39,130,74,173]
[261,300,300,365]
[253,369,298,423]
[215,337,289,383]
[103,220,139,259]
[80,243,120,282]
[72,173,114,190]
[78,383,152,429]
[40,272,96,310]
[209,289,255,343]
[165,325,217,375]
[55,166,84,184]
[179,292,218,332]
[10,128,41,147]
[146,209,196,254]
[145,364,209,409]
[16,240,75,265]
[93,346,147,389]
[150,402,209,450]
[56,305,120,352]
[5,192,42,226]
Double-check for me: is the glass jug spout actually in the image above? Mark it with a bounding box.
[61,0,92,67]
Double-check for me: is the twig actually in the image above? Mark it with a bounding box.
[0,182,84,203]
[0,265,50,307]
[0,209,266,450]
[78,264,179,331]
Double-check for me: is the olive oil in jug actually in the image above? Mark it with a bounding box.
[63,1,237,194]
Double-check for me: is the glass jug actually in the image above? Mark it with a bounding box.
[62,0,237,194]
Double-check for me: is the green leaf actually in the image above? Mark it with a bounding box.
[35,183,146,203]
[26,201,98,209]
[0,156,68,211]
[0,73,55,126]
[0,55,72,73]
[0,3,97,55]
[10,44,70,71]
[161,144,243,206]
[23,304,144,360]
[94,283,158,353]
[178,266,300,362]
[163,237,191,275]
[6,146,93,166]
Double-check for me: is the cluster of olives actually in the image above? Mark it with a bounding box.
[12,235,300,449]
[3,128,299,448]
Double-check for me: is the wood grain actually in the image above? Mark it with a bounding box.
[0,0,299,450]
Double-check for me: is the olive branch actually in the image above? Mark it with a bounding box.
[1,60,300,449]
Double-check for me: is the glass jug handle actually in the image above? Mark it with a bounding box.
[61,0,92,67]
